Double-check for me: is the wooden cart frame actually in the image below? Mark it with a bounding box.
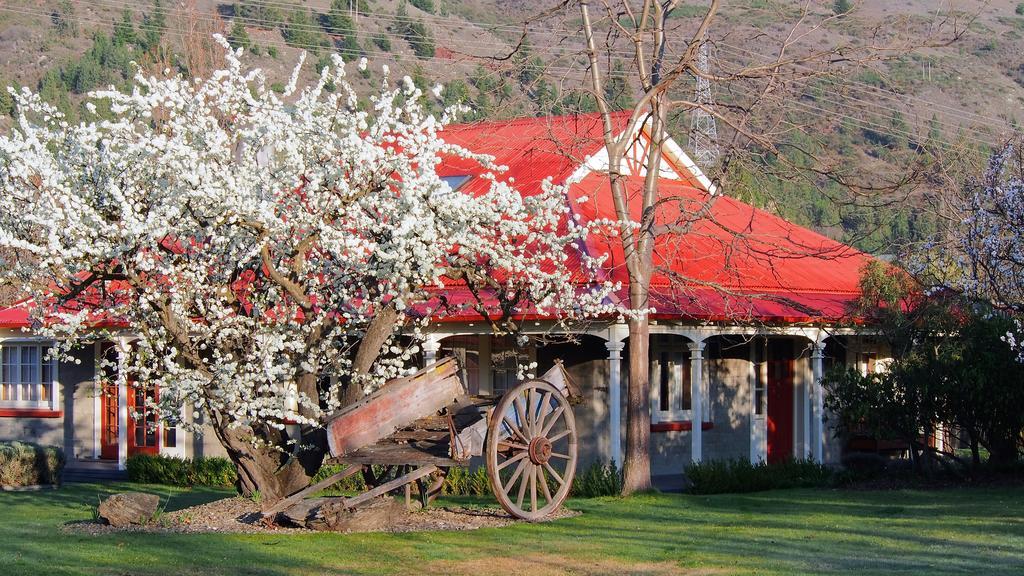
[264,358,579,522]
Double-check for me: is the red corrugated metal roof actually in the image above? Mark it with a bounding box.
[0,112,871,328]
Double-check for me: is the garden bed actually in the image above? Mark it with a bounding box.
[64,495,578,535]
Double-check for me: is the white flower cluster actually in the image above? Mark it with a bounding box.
[0,38,616,433]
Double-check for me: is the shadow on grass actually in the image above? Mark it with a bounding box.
[1,485,1022,575]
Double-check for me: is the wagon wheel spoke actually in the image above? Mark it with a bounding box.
[530,464,538,512]
[497,440,529,452]
[525,388,536,436]
[549,452,572,460]
[547,429,572,443]
[543,461,565,488]
[535,392,553,436]
[516,462,532,509]
[506,458,529,490]
[497,450,528,471]
[540,406,565,437]
[513,395,529,438]
[538,464,552,505]
[502,415,529,444]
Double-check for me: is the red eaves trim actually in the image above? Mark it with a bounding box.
[0,408,63,418]
[650,421,713,433]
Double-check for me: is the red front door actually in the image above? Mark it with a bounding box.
[128,384,159,455]
[767,339,794,464]
[98,342,160,458]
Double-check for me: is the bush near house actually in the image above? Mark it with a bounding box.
[0,442,65,487]
[685,459,834,495]
[126,454,237,488]
[310,461,625,498]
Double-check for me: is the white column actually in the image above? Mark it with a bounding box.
[92,342,101,459]
[116,338,129,471]
[811,341,826,463]
[688,340,706,464]
[605,340,624,467]
[422,337,441,368]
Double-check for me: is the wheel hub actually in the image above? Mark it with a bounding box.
[528,437,552,465]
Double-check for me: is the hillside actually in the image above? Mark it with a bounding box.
[0,0,1021,254]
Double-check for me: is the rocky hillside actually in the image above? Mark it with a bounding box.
[0,0,1021,253]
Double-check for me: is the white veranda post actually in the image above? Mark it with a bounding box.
[605,339,625,467]
[688,340,706,464]
[811,341,826,463]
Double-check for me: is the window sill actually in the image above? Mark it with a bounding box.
[0,408,63,418]
[650,421,713,433]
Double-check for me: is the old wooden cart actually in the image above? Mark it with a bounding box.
[265,357,580,522]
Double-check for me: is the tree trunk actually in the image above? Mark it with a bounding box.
[214,422,321,504]
[622,313,652,494]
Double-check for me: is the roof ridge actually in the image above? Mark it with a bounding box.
[444,110,630,131]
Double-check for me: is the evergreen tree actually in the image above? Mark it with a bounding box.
[326,0,360,56]
[237,0,284,30]
[604,62,632,110]
[113,9,137,47]
[140,0,167,53]
[282,9,329,53]
[227,20,253,51]
[53,0,78,38]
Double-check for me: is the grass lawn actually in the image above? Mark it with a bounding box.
[1,483,1022,575]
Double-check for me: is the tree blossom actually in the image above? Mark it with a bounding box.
[945,138,1024,360]
[0,38,614,499]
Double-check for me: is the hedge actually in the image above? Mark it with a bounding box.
[0,441,65,487]
[685,458,834,495]
[126,454,237,488]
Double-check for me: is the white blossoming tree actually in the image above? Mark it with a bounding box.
[947,137,1024,359]
[0,39,612,501]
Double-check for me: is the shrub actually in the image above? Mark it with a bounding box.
[1017,3,1024,16]
[310,463,366,493]
[0,442,65,487]
[126,454,237,488]
[685,458,833,495]
[571,461,623,497]
[442,466,490,495]
[841,452,888,479]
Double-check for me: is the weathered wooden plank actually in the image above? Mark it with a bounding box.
[326,358,465,458]
[343,465,438,509]
[262,464,363,518]
[339,442,463,467]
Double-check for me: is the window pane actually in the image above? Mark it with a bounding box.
[658,352,670,412]
[164,426,177,448]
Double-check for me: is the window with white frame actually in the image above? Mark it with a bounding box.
[1,342,57,409]
[650,335,691,422]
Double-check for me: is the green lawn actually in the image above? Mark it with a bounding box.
[2,483,1022,575]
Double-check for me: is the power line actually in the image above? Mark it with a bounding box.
[0,4,1003,150]
[62,0,1018,136]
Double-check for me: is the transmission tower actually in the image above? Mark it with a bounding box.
[688,37,720,169]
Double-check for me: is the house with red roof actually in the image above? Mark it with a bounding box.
[0,112,888,482]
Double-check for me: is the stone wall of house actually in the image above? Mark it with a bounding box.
[537,337,610,469]
[0,350,94,454]
[65,349,97,460]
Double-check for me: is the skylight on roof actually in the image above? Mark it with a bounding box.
[439,175,471,194]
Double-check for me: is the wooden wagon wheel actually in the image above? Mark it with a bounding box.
[486,379,577,521]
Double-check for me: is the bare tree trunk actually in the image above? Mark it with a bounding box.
[622,285,653,494]
[214,422,319,503]
[341,304,401,406]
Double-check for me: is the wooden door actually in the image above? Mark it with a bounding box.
[128,384,159,456]
[100,381,119,459]
[99,343,119,460]
[98,342,160,458]
[767,339,794,464]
